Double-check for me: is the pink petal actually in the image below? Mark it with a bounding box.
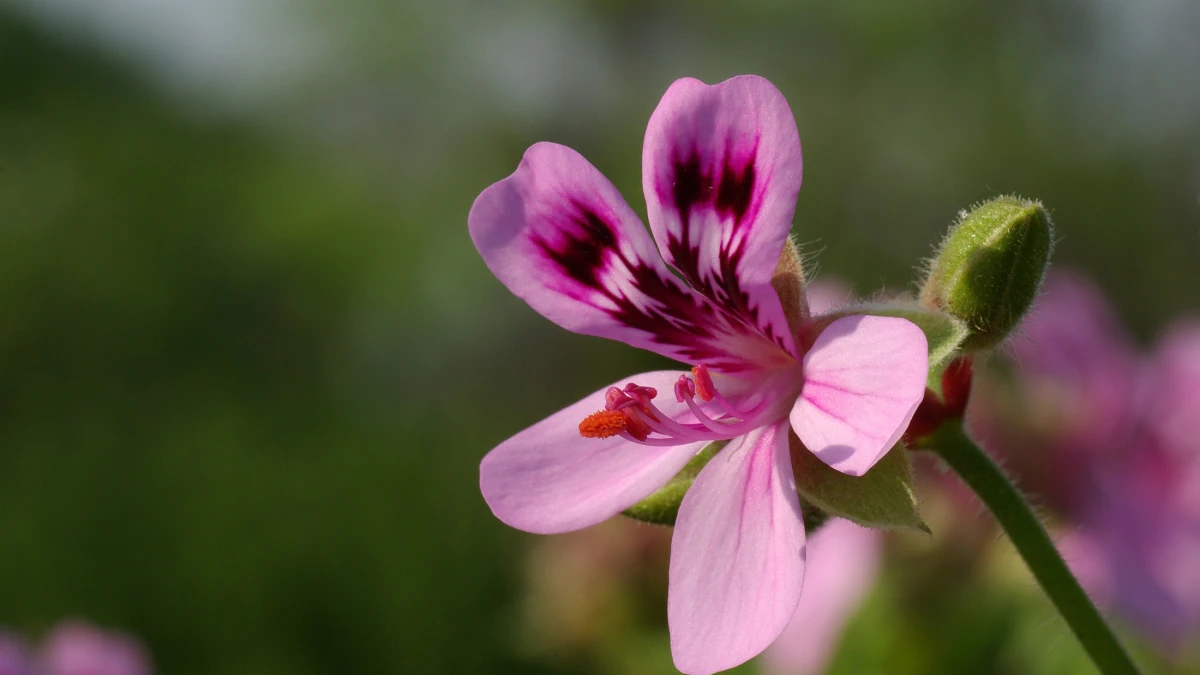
[791,315,928,476]
[1010,270,1140,455]
[1146,320,1200,458]
[470,142,793,374]
[479,370,707,535]
[668,422,806,675]
[761,519,882,675]
[643,76,803,359]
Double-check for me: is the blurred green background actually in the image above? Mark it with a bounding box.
[0,1,1196,673]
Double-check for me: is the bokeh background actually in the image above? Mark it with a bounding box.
[0,1,1197,673]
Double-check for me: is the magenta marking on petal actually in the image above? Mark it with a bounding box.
[667,139,763,231]
[659,140,793,354]
[642,77,803,363]
[529,198,778,373]
[534,202,617,291]
[716,158,756,222]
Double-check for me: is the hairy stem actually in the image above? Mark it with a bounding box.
[929,421,1140,675]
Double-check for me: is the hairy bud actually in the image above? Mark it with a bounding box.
[920,196,1053,350]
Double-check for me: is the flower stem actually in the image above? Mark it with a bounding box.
[929,421,1141,675]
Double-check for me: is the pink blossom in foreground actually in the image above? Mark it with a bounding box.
[39,622,151,675]
[0,633,30,675]
[760,520,882,675]
[470,75,928,674]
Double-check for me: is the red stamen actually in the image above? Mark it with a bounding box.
[692,364,715,402]
[621,410,653,441]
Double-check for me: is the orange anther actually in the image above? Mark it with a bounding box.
[579,410,629,439]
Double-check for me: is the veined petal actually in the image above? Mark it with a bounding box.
[643,76,803,358]
[668,422,806,675]
[470,142,792,374]
[479,371,706,535]
[761,520,882,675]
[791,315,928,476]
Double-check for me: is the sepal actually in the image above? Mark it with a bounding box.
[790,433,929,533]
[622,443,723,525]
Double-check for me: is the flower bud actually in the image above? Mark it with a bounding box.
[920,196,1053,350]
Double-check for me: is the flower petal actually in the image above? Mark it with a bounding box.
[668,422,806,675]
[479,370,707,535]
[791,315,928,476]
[761,520,882,675]
[643,76,803,358]
[470,142,792,374]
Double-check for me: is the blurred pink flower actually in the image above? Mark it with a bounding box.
[38,622,151,675]
[470,75,928,674]
[0,633,31,675]
[760,519,881,675]
[1067,448,1200,649]
[1142,320,1200,460]
[968,271,1141,510]
[1073,321,1200,649]
[972,270,1200,649]
[1006,270,1140,459]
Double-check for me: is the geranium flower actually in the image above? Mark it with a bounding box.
[469,75,928,674]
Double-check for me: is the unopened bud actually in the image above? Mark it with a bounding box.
[920,196,1053,350]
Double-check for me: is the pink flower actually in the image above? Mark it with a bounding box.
[968,271,1141,509]
[760,520,881,675]
[1142,320,1200,460]
[1007,270,1140,458]
[469,75,928,674]
[1066,446,1200,649]
[975,273,1200,649]
[0,633,30,675]
[38,622,151,675]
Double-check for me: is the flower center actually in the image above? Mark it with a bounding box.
[577,364,772,446]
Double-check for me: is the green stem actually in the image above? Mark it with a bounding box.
[929,421,1140,675]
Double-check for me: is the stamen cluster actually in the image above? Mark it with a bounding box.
[579,365,769,446]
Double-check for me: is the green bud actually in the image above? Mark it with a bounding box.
[920,196,1054,350]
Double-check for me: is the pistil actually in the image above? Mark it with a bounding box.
[577,366,770,446]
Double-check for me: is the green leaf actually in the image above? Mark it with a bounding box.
[791,434,929,533]
[622,443,723,526]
